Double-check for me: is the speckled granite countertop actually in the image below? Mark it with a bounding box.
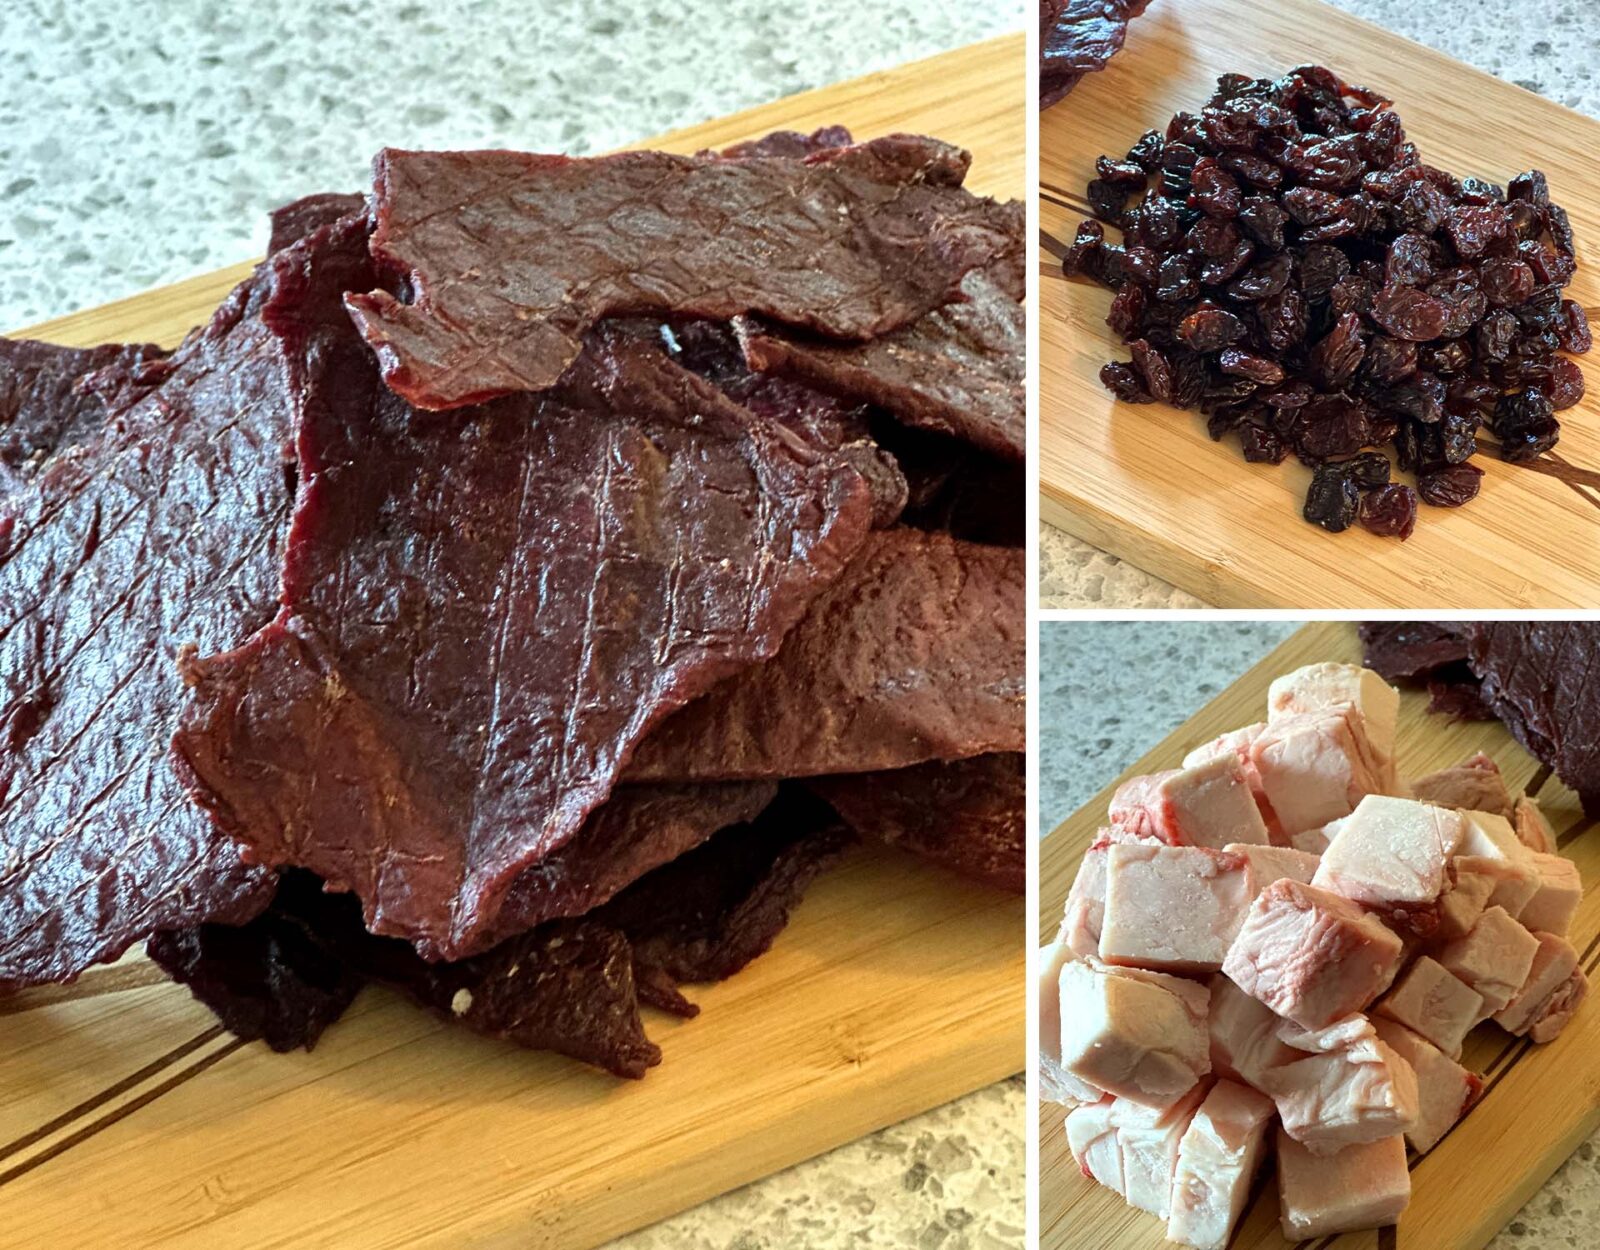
[1039,621,1599,1247]
[0,3,1024,1247]
[1040,0,1600,610]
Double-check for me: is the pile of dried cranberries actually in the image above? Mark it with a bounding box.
[1064,65,1590,539]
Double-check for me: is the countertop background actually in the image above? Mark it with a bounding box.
[1039,621,1600,1247]
[0,3,1025,1248]
[1041,0,1600,609]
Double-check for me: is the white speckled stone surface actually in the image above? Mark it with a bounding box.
[1039,621,1600,1248]
[1040,0,1600,609]
[0,3,1025,1246]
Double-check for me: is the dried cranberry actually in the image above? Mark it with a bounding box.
[1062,219,1104,277]
[1087,179,1132,224]
[1127,130,1166,171]
[1310,312,1366,388]
[1384,233,1438,287]
[1156,253,1200,303]
[1129,339,1175,404]
[1417,463,1484,506]
[1238,424,1288,463]
[1303,464,1360,531]
[1479,259,1536,307]
[1358,483,1418,539]
[1493,389,1560,462]
[1558,300,1592,353]
[1345,451,1392,489]
[1227,252,1292,301]
[1189,157,1243,218]
[1370,284,1450,341]
[1237,197,1287,249]
[1177,308,1248,352]
[1107,285,1146,338]
[1542,357,1586,410]
[1218,348,1285,385]
[1100,361,1155,403]
[1365,336,1418,384]
[1095,156,1149,188]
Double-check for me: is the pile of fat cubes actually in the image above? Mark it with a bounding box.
[1042,662,1587,1247]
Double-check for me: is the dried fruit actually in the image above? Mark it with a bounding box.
[1359,483,1418,539]
[1417,463,1484,507]
[1304,463,1360,532]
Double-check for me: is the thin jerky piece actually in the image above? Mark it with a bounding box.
[712,126,854,160]
[267,192,367,255]
[344,136,1022,408]
[1358,622,1470,682]
[809,752,1025,893]
[172,217,872,961]
[626,527,1024,782]
[0,337,168,495]
[0,274,288,989]
[1426,677,1497,722]
[1464,623,1600,815]
[737,267,1024,463]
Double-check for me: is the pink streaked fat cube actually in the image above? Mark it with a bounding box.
[1435,905,1540,1019]
[1495,930,1588,1042]
[1060,825,1165,958]
[1268,662,1401,786]
[1058,958,1211,1109]
[1375,955,1484,1058]
[1099,845,1253,973]
[1370,1017,1482,1154]
[1166,1080,1276,1250]
[1112,1081,1213,1218]
[1224,842,1320,895]
[1264,1015,1420,1154]
[1436,863,1495,943]
[1109,755,1270,848]
[1276,1130,1410,1240]
[1065,1097,1123,1192]
[1409,752,1514,820]
[1514,795,1558,854]
[1222,878,1404,1029]
[1250,707,1388,836]
[1207,973,1296,1089]
[1040,939,1102,1105]
[1454,809,1540,917]
[1312,796,1464,929]
[1183,721,1284,843]
[1520,852,1583,936]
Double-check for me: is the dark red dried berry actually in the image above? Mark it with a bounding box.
[1062,219,1105,277]
[1303,464,1360,532]
[1177,307,1248,352]
[1218,349,1285,385]
[1087,178,1132,224]
[1189,157,1243,217]
[1310,312,1367,388]
[1365,336,1418,384]
[1129,339,1175,404]
[1297,243,1351,299]
[1096,156,1149,188]
[1384,233,1438,287]
[1100,361,1156,404]
[1358,483,1418,539]
[1156,253,1200,303]
[1542,357,1586,410]
[1107,285,1146,338]
[1493,389,1560,462]
[1370,284,1450,341]
[1238,423,1288,463]
[1558,300,1592,354]
[1345,451,1393,489]
[1417,463,1484,507]
[1479,259,1536,307]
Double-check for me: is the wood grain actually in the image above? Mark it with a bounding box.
[2,36,1024,1250]
[1040,622,1598,1250]
[1039,0,1600,607]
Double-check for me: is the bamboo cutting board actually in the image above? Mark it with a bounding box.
[1040,622,1600,1249]
[2,36,1024,1250]
[1039,0,1600,607]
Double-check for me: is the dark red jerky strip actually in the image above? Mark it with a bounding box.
[625,527,1025,783]
[808,752,1025,894]
[1358,622,1471,683]
[0,273,288,990]
[710,126,854,160]
[266,192,367,256]
[172,217,872,962]
[344,135,1021,408]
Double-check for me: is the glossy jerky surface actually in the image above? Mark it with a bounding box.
[625,527,1025,783]
[344,137,1021,408]
[172,217,872,961]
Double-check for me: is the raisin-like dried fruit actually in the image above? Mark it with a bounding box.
[1559,300,1592,354]
[1310,312,1366,388]
[1370,284,1450,341]
[1156,253,1200,303]
[1062,219,1105,277]
[1095,156,1149,188]
[1493,389,1560,462]
[1087,178,1132,224]
[1358,483,1418,539]
[1345,451,1392,489]
[1417,463,1484,506]
[1100,361,1155,403]
[1304,464,1360,531]
[1479,259,1536,307]
[1189,157,1243,218]
[1542,357,1586,410]
[1129,339,1175,404]
[1238,423,1288,463]
[1107,285,1146,338]
[1177,307,1248,351]
[1218,348,1285,385]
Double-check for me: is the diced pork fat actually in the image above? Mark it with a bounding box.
[1109,756,1270,848]
[1060,825,1164,957]
[1513,795,1558,854]
[1224,842,1320,896]
[1290,818,1341,856]
[1494,931,1587,1042]
[1375,955,1485,1058]
[1312,796,1464,935]
[1222,878,1404,1029]
[1183,722,1284,843]
[1268,662,1401,789]
[1099,845,1252,973]
[1453,809,1540,918]
[1059,958,1210,1109]
[1370,1017,1482,1153]
[1264,1015,1420,1154]
[1250,707,1388,836]
[1409,752,1515,820]
[1276,1130,1410,1239]
[1112,1081,1213,1218]
[1065,1097,1123,1192]
[1206,973,1296,1088]
[1520,852,1582,936]
[1436,862,1495,942]
[1434,905,1540,1020]
[1166,1080,1277,1250]
[1040,940,1103,1104]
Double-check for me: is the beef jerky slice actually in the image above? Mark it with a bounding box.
[0,337,169,496]
[626,527,1025,782]
[171,216,872,961]
[711,126,854,161]
[737,266,1024,464]
[0,275,288,989]
[344,136,1022,408]
[1358,622,1470,682]
[267,192,367,255]
[809,752,1025,893]
[1464,623,1600,816]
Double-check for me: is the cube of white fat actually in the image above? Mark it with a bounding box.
[1059,958,1210,1109]
[1268,662,1400,780]
[1110,756,1269,848]
[1375,955,1485,1058]
[1409,752,1515,820]
[1224,842,1320,895]
[1313,796,1464,924]
[1435,864,1495,943]
[1514,795,1558,854]
[1455,809,1540,917]
[1276,1130,1410,1240]
[1207,973,1296,1087]
[1166,1080,1277,1250]
[1370,1017,1482,1153]
[1099,845,1253,973]
[1040,941,1103,1104]
[1435,905,1540,1018]
[1494,930,1586,1041]
[1113,1081,1212,1219]
[1251,708,1388,836]
[1520,852,1583,935]
[1060,826,1165,958]
[1065,1097,1124,1193]
[1183,722,1282,840]
[1290,818,1340,856]
[1265,1015,1420,1153]
[1223,878,1404,1029]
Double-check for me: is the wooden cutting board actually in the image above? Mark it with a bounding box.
[1039,621,1600,1249]
[1,36,1024,1250]
[1039,0,1600,607]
